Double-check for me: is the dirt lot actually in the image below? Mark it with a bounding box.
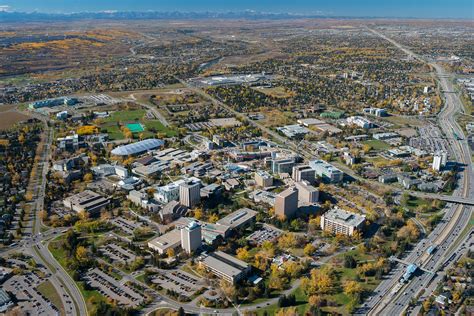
[0,110,30,130]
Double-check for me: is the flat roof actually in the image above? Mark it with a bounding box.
[200,251,249,277]
[148,229,181,250]
[323,207,365,227]
[216,208,257,228]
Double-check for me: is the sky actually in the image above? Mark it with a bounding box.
[1,0,473,19]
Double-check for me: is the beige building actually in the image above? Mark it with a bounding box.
[63,190,110,215]
[255,170,273,187]
[295,181,319,204]
[292,165,316,184]
[147,229,182,255]
[198,251,251,284]
[179,180,201,208]
[320,207,365,236]
[274,187,298,219]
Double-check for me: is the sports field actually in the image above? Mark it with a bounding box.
[126,123,145,133]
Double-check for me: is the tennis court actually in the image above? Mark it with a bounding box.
[126,123,145,133]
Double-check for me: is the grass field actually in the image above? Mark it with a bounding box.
[362,139,391,151]
[99,109,177,140]
[37,280,66,316]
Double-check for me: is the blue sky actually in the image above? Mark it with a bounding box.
[1,0,473,18]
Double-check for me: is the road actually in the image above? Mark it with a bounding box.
[127,93,170,127]
[3,114,89,316]
[361,27,473,316]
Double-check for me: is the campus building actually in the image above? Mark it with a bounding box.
[63,190,110,215]
[320,207,366,236]
[181,221,202,254]
[198,251,251,284]
[295,181,319,204]
[274,187,299,219]
[255,170,273,187]
[309,159,343,183]
[292,165,316,184]
[179,179,201,208]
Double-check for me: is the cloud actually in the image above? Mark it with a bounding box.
[0,5,10,12]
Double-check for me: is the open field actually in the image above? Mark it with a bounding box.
[99,109,177,140]
[363,139,391,151]
[0,111,30,130]
[252,86,295,98]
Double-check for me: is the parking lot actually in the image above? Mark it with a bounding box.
[2,259,73,316]
[84,268,144,307]
[110,217,143,235]
[409,124,449,153]
[99,243,138,265]
[150,269,202,299]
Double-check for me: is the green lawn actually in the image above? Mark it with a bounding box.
[99,108,177,140]
[362,140,391,151]
[103,110,146,123]
[37,280,65,316]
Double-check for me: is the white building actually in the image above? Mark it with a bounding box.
[347,116,373,129]
[320,207,365,236]
[309,159,343,183]
[114,166,129,179]
[154,180,185,203]
[180,221,202,254]
[432,151,448,171]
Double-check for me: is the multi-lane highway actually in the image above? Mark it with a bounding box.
[361,27,473,316]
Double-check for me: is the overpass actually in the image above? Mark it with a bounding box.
[388,256,435,275]
[409,191,474,206]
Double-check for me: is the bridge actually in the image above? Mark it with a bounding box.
[409,192,474,206]
[388,256,435,274]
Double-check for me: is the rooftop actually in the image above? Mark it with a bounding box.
[111,138,164,156]
[323,207,365,227]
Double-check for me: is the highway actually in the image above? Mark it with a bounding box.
[361,27,473,316]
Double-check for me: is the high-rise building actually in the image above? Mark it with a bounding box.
[295,181,319,204]
[181,221,202,254]
[179,180,201,208]
[274,187,298,219]
[292,165,316,184]
[432,151,448,171]
[255,171,273,187]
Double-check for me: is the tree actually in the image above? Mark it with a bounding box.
[304,243,317,257]
[343,280,363,301]
[308,295,322,307]
[75,246,89,264]
[83,173,93,182]
[166,248,175,258]
[343,255,357,268]
[236,247,250,262]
